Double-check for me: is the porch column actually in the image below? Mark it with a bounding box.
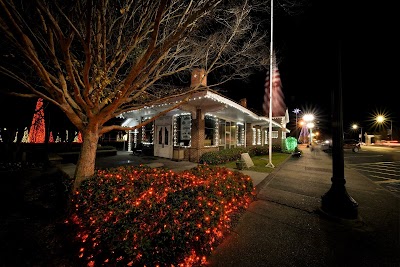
[190,109,205,162]
[246,123,253,146]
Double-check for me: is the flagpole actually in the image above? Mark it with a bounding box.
[266,0,274,168]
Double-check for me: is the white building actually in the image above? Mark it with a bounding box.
[119,69,290,162]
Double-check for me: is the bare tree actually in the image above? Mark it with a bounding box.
[0,0,270,189]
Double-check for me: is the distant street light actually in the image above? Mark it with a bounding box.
[376,115,392,141]
[307,122,315,145]
[303,113,315,146]
[352,124,363,143]
[292,108,301,138]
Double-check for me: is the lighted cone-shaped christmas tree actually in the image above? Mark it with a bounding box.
[298,124,309,144]
[22,127,29,143]
[49,131,54,143]
[13,127,29,143]
[73,131,83,143]
[77,132,83,143]
[28,98,46,143]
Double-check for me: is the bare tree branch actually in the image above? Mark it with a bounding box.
[0,0,306,186]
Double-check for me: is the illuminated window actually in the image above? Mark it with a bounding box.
[141,118,154,144]
[174,115,191,147]
[226,122,233,148]
[230,122,237,148]
[219,119,226,147]
[205,116,217,146]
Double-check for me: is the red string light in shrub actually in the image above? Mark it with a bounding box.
[68,165,256,266]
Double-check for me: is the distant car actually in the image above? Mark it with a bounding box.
[343,139,361,152]
[321,140,331,152]
[321,139,361,153]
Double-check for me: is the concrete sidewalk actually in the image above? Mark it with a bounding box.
[59,150,270,188]
[206,144,400,267]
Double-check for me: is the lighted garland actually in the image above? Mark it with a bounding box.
[264,129,268,145]
[173,115,178,146]
[214,117,219,146]
[257,128,261,145]
[252,128,256,145]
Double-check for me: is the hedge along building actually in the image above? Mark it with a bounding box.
[119,69,290,162]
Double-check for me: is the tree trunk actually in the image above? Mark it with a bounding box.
[73,129,99,190]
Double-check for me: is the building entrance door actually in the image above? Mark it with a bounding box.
[154,125,172,158]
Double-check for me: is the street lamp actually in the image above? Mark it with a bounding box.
[376,115,392,141]
[307,122,315,145]
[292,108,301,138]
[298,120,307,144]
[315,131,320,142]
[352,124,363,143]
[303,113,314,146]
[320,41,358,220]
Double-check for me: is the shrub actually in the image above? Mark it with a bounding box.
[247,146,269,156]
[68,165,256,266]
[199,147,248,165]
[199,145,281,165]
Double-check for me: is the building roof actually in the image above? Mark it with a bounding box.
[120,89,289,131]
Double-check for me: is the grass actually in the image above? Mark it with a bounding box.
[217,152,292,173]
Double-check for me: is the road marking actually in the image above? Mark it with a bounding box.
[375,179,400,184]
[355,169,400,177]
[345,161,400,196]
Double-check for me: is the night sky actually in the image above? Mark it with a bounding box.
[223,1,398,139]
[1,1,397,140]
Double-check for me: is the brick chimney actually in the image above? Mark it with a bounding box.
[239,98,247,108]
[191,68,207,87]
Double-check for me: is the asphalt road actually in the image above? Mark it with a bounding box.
[343,145,400,197]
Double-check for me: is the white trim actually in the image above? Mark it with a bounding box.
[119,90,284,129]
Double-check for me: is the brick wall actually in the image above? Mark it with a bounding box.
[189,109,205,162]
[246,123,253,146]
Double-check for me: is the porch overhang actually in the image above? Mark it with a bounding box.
[119,90,283,129]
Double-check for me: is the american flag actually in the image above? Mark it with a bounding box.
[262,57,286,117]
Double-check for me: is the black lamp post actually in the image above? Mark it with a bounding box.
[320,35,358,220]
[293,108,301,138]
[352,124,363,143]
